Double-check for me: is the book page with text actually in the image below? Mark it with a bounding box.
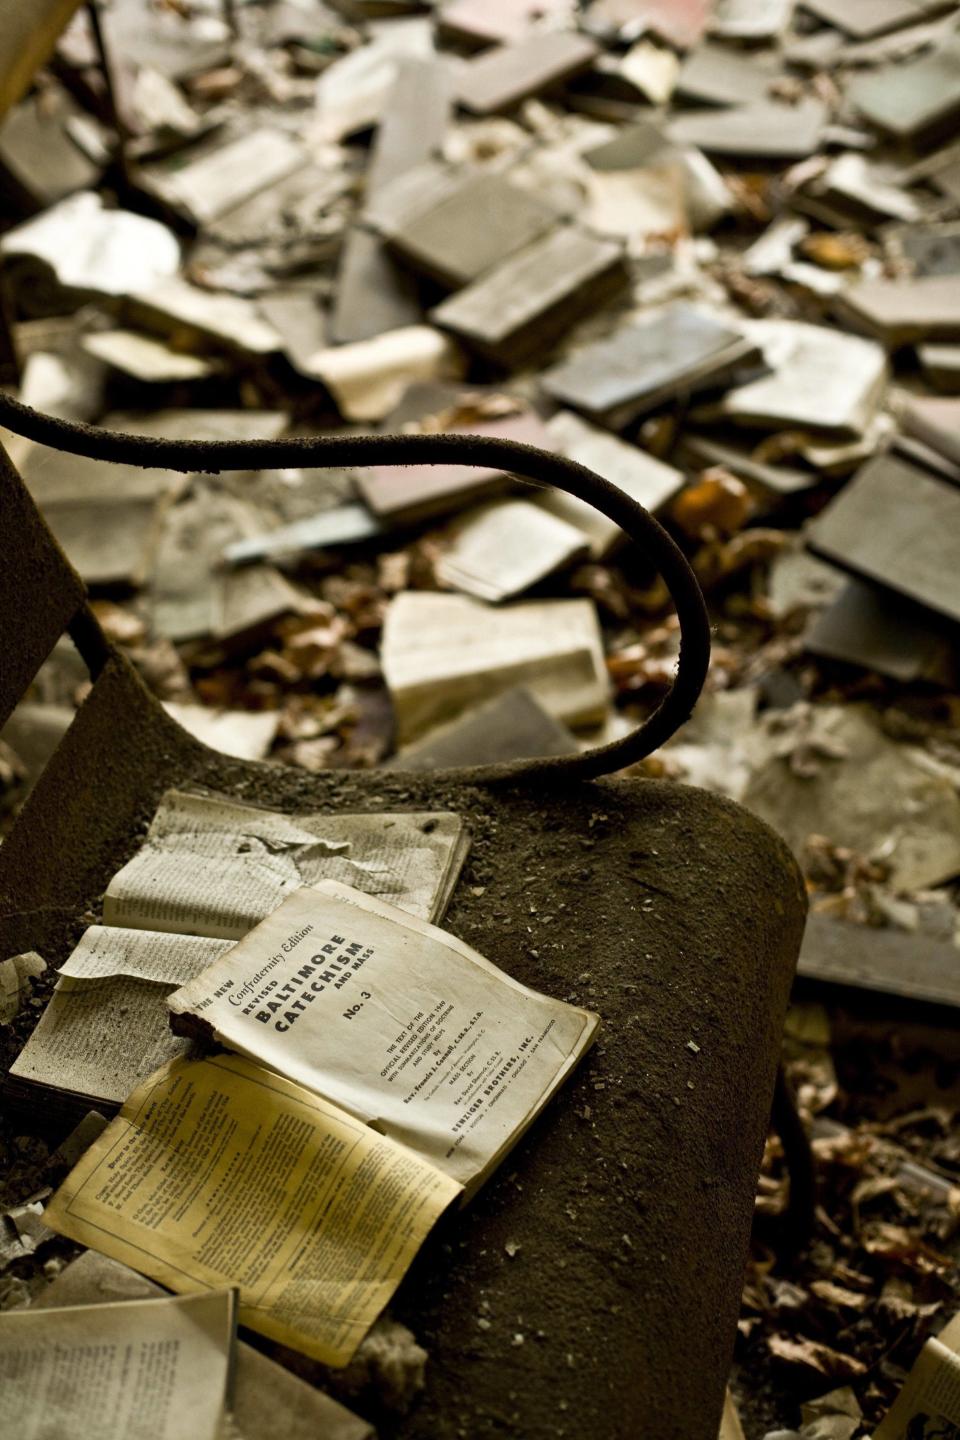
[46,1052,459,1367]
[9,929,232,1106]
[103,791,468,937]
[874,1315,960,1439]
[0,1288,236,1440]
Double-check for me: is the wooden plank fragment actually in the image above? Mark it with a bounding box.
[0,91,100,210]
[799,913,960,1010]
[0,0,85,124]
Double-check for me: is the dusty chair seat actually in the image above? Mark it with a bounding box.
[0,412,806,1440]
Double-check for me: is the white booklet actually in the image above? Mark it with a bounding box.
[168,881,600,1195]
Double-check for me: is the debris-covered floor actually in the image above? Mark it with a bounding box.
[2,0,960,1435]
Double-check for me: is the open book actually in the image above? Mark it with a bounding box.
[103,789,470,937]
[6,791,469,1115]
[168,880,600,1195]
[47,885,597,1367]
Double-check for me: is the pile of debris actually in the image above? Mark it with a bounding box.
[2,0,960,1433]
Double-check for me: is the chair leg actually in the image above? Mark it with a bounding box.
[0,278,18,386]
[769,1062,817,1257]
[86,1,130,190]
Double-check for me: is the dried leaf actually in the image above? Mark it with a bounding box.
[799,232,872,271]
[767,1333,867,1381]
[809,1279,870,1311]
[671,469,752,539]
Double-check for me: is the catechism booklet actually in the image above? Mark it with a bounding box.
[167,880,600,1197]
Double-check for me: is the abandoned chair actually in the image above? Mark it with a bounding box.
[0,397,807,1440]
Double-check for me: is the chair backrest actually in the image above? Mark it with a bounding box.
[0,443,92,730]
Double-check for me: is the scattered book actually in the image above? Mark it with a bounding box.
[543,409,686,555]
[381,590,610,743]
[807,452,960,626]
[0,1288,237,1440]
[834,274,960,347]
[137,128,307,227]
[6,926,233,1113]
[430,227,627,366]
[666,97,827,158]
[47,884,598,1366]
[719,319,887,437]
[127,276,282,358]
[541,302,759,430]
[872,1308,960,1438]
[456,31,600,114]
[47,1049,457,1369]
[358,407,555,526]
[380,170,561,290]
[386,685,579,770]
[435,496,589,602]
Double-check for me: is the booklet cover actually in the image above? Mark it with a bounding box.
[168,881,600,1195]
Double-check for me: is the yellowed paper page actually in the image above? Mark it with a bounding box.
[719,1388,747,1440]
[168,882,599,1194]
[46,1052,460,1366]
[8,978,194,1107]
[0,1288,236,1440]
